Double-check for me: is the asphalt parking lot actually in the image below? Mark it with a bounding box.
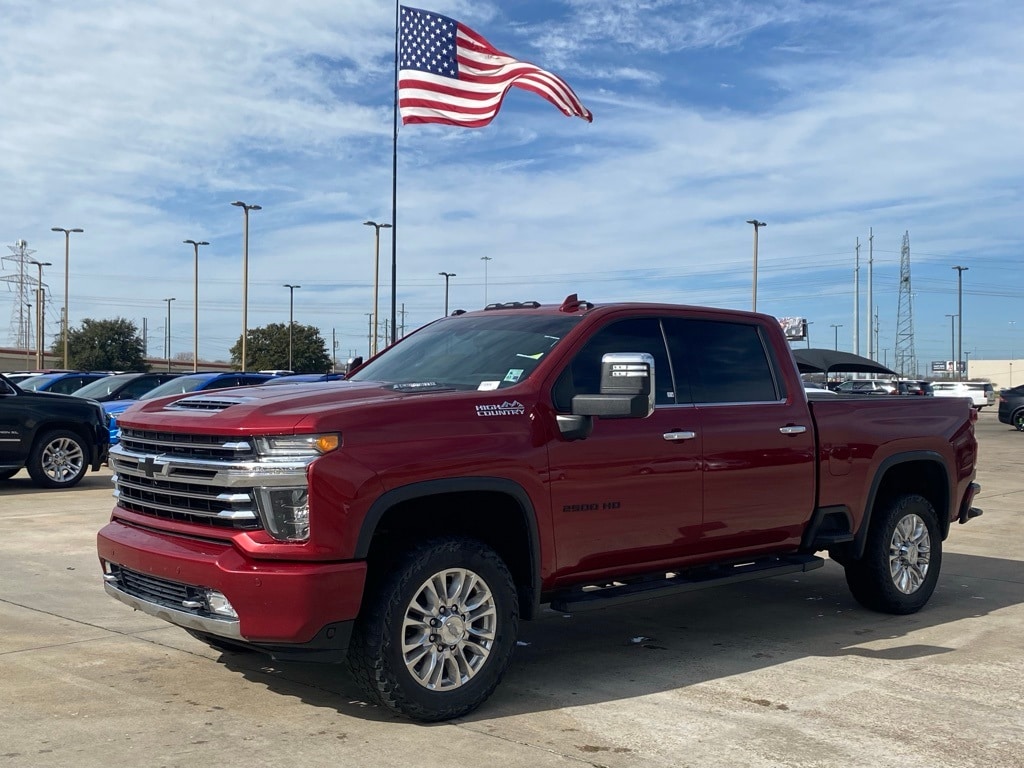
[1,410,1022,768]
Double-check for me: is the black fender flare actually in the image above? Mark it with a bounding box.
[354,477,542,615]
[852,450,951,559]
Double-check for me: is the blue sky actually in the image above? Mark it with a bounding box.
[0,0,1021,371]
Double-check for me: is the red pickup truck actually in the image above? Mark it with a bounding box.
[97,295,981,721]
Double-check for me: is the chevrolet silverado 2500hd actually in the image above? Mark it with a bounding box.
[97,295,981,721]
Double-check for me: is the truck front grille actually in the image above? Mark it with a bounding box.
[119,427,256,461]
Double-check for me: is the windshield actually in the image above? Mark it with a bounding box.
[139,375,212,400]
[15,374,58,391]
[349,313,582,391]
[73,373,136,398]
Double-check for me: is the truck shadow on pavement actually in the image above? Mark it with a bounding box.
[217,553,1023,722]
[0,471,112,496]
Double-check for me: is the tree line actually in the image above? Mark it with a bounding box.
[57,318,333,372]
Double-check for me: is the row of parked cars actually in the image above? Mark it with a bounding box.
[822,378,998,407]
[0,369,346,490]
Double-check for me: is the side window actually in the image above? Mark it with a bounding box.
[552,317,674,412]
[121,377,157,399]
[206,378,239,390]
[664,319,781,404]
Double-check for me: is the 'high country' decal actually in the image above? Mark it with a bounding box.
[475,400,526,417]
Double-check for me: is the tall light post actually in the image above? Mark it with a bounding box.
[952,265,968,381]
[945,314,957,378]
[24,303,32,364]
[364,220,392,355]
[164,298,176,372]
[439,272,456,316]
[746,219,766,311]
[830,323,843,351]
[232,201,262,371]
[481,255,493,305]
[283,284,301,371]
[51,227,84,368]
[184,240,209,372]
[29,260,51,368]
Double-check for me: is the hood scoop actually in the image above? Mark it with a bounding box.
[164,395,256,413]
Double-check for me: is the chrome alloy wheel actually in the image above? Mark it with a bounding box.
[41,436,85,484]
[889,513,931,594]
[402,567,497,690]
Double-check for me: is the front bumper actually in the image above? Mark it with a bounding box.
[97,519,367,650]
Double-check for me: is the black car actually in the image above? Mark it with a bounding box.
[71,372,181,402]
[0,374,109,488]
[997,385,1024,431]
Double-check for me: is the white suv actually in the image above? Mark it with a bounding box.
[931,381,996,409]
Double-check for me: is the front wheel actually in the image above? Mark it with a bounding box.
[844,494,942,614]
[26,430,89,488]
[348,537,518,721]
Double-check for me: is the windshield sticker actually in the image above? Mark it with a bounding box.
[476,401,526,417]
[516,352,544,360]
[478,381,500,391]
[503,369,524,383]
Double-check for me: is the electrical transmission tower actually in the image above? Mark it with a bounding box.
[1,239,38,350]
[894,231,916,377]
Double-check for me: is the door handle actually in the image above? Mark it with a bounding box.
[663,431,697,442]
[779,425,807,435]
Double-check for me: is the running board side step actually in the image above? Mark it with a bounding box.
[549,554,824,613]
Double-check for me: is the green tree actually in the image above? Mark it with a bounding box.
[229,323,332,372]
[57,318,148,371]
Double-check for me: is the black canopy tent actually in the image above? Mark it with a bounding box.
[791,348,897,377]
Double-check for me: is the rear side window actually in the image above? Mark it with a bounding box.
[664,319,781,404]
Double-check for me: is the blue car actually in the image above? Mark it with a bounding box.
[104,372,276,443]
[262,372,346,384]
[16,371,112,395]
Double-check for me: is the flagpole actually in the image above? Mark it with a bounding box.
[390,0,400,344]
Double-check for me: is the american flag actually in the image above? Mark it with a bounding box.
[398,6,592,128]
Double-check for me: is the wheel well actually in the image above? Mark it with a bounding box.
[363,490,537,619]
[29,423,92,454]
[872,460,950,537]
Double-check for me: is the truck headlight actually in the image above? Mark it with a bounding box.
[254,433,340,458]
[255,487,310,541]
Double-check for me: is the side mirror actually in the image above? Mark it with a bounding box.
[571,353,655,419]
[346,356,364,374]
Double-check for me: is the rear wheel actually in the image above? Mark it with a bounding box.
[348,536,518,721]
[845,494,941,614]
[1014,410,1024,431]
[26,430,89,488]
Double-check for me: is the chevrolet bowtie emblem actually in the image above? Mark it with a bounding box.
[139,456,165,479]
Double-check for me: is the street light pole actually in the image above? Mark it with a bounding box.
[830,323,843,351]
[363,221,392,355]
[184,240,209,372]
[481,255,492,305]
[164,298,176,372]
[232,201,262,371]
[51,227,84,368]
[746,220,766,312]
[283,284,301,370]
[29,260,51,369]
[952,265,968,381]
[945,314,957,378]
[439,272,456,316]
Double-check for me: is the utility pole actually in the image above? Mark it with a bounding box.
[867,227,874,359]
[945,314,957,378]
[952,265,968,381]
[365,313,373,358]
[746,220,766,311]
[831,323,843,351]
[854,237,860,355]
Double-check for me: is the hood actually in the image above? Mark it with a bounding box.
[117,380,414,435]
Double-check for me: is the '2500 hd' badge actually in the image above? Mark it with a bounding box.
[475,401,525,417]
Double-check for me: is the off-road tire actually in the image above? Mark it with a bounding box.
[26,429,89,489]
[347,536,518,722]
[844,493,942,614]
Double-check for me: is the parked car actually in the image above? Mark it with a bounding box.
[802,381,838,396]
[16,371,112,395]
[1,370,74,386]
[997,385,1024,430]
[834,378,895,394]
[103,372,277,443]
[932,381,996,409]
[71,372,182,403]
[0,373,109,488]
[893,379,934,396]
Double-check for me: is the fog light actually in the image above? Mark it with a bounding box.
[256,486,310,541]
[206,591,237,618]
